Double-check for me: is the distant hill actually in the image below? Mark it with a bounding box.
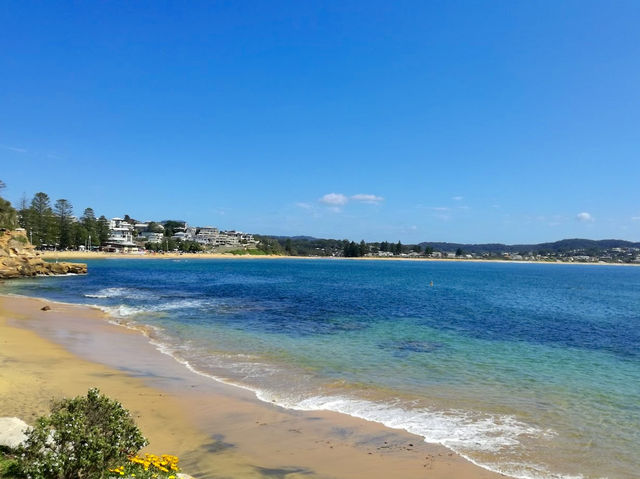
[268,235,319,241]
[419,238,640,254]
[258,234,640,256]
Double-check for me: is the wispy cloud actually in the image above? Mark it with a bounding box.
[631,216,640,221]
[318,192,384,209]
[295,202,313,209]
[351,193,384,204]
[428,206,450,211]
[319,193,349,206]
[452,195,464,201]
[576,212,594,222]
[0,144,27,153]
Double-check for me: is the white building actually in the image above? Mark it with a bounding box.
[139,232,164,244]
[104,218,138,252]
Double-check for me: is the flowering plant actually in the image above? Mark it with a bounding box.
[15,388,148,479]
[108,454,180,479]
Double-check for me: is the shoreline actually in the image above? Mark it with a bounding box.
[39,249,639,266]
[0,293,504,479]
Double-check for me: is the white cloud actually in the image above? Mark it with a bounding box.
[452,196,464,201]
[0,144,27,153]
[576,212,594,222]
[429,206,450,211]
[295,202,313,209]
[319,193,349,206]
[351,193,384,204]
[632,216,640,221]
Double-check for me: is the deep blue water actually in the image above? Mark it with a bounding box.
[5,259,640,479]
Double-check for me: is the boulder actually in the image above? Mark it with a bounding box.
[0,417,31,449]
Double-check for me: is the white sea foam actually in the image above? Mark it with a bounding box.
[84,287,156,300]
[257,394,578,479]
[98,298,211,318]
[272,395,542,452]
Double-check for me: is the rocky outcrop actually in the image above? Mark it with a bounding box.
[0,229,87,279]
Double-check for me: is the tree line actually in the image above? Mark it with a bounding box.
[253,235,435,257]
[16,192,111,249]
[1,183,109,249]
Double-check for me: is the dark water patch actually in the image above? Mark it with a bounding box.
[254,466,313,478]
[116,366,186,382]
[201,434,235,453]
[379,340,443,356]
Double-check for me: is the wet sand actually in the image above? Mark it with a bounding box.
[0,293,504,479]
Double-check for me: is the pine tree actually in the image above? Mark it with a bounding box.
[359,240,367,257]
[54,199,74,249]
[29,192,54,246]
[97,216,111,245]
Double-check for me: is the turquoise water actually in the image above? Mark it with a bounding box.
[5,259,640,479]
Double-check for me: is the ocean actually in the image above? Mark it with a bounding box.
[4,258,639,479]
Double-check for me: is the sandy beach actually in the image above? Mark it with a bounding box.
[0,293,504,479]
[39,249,637,266]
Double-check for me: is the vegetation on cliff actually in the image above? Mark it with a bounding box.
[0,181,17,230]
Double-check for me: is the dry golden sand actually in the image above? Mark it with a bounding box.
[0,294,505,479]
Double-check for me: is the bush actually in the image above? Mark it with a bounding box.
[15,388,148,479]
[0,448,20,477]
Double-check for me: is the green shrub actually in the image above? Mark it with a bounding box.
[0,448,20,478]
[15,388,148,479]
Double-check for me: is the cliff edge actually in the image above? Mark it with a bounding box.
[0,229,87,279]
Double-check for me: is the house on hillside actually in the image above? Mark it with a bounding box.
[103,217,138,252]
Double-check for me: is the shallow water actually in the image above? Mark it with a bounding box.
[5,259,640,479]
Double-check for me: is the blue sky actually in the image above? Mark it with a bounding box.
[2,1,639,244]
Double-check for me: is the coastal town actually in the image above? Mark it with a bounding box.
[49,215,640,264]
[101,217,258,253]
[68,216,640,264]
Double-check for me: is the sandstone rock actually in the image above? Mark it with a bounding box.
[41,305,51,311]
[0,230,87,279]
[0,417,31,449]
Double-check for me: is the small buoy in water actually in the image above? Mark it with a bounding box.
[429,281,434,287]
